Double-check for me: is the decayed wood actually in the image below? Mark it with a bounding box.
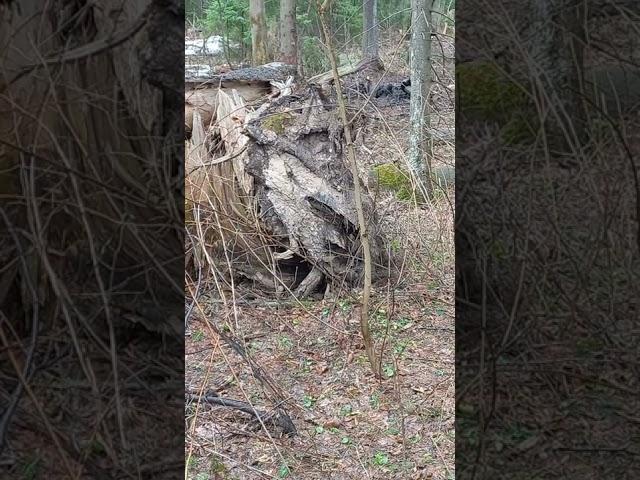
[241,90,385,294]
[184,63,296,137]
[185,109,213,270]
[216,89,254,197]
[185,88,219,137]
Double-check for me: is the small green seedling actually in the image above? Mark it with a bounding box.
[303,395,316,409]
[340,404,353,416]
[373,452,390,466]
[383,363,396,378]
[192,330,205,342]
[277,463,291,478]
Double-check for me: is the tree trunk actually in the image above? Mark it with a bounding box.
[530,0,585,148]
[319,2,380,376]
[250,0,268,65]
[279,0,297,65]
[408,0,433,199]
[362,0,379,60]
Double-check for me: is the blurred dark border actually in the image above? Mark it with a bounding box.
[456,0,640,477]
[0,0,184,477]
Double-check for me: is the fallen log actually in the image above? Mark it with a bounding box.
[185,62,296,87]
[242,89,386,296]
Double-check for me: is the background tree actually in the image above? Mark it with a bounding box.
[186,0,206,26]
[279,0,298,65]
[432,0,446,32]
[362,0,379,60]
[529,0,585,146]
[250,0,268,64]
[408,0,434,198]
[187,0,434,76]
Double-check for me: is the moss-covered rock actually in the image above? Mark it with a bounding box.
[458,61,536,144]
[370,163,456,203]
[371,163,423,203]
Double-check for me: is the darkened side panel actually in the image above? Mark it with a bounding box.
[456,1,640,477]
[0,1,184,477]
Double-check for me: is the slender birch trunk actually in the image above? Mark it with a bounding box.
[408,0,434,200]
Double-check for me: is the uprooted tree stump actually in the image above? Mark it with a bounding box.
[186,72,387,298]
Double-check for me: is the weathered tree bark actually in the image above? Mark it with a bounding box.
[279,0,298,66]
[408,0,434,199]
[243,91,385,294]
[250,0,269,65]
[184,63,297,137]
[362,0,379,60]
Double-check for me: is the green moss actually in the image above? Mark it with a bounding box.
[261,112,293,134]
[373,163,407,190]
[372,164,459,203]
[458,61,524,118]
[210,456,228,475]
[458,61,537,144]
[371,164,425,203]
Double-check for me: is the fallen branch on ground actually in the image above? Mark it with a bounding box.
[187,392,297,436]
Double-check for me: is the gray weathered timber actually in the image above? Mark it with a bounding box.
[185,62,297,86]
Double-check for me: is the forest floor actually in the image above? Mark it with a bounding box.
[186,34,455,480]
[186,283,454,480]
